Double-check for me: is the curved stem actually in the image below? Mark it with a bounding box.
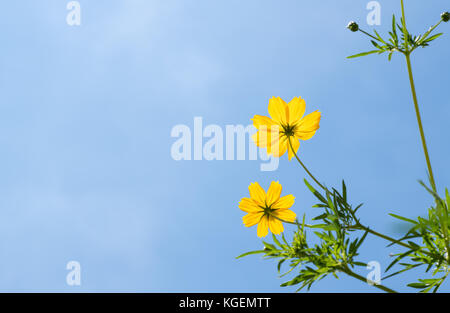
[287,137,326,191]
[286,136,432,255]
[341,266,398,293]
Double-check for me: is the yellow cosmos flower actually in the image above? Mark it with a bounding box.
[252,97,321,160]
[239,181,296,238]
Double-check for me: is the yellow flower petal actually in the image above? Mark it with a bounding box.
[288,97,306,125]
[266,181,282,207]
[248,182,266,206]
[268,216,284,235]
[251,131,265,148]
[268,97,289,125]
[243,212,264,227]
[270,136,288,157]
[287,137,300,161]
[252,126,281,151]
[252,115,277,130]
[273,208,296,223]
[295,111,321,140]
[239,198,263,213]
[273,194,295,210]
[257,215,269,238]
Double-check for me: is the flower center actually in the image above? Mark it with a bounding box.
[262,203,275,216]
[281,123,296,137]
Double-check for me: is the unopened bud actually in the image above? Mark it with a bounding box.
[347,21,359,32]
[442,12,450,22]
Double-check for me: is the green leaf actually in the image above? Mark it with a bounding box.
[385,249,414,273]
[388,51,393,61]
[407,241,421,250]
[445,189,450,207]
[383,263,422,280]
[281,233,288,245]
[272,234,283,248]
[422,33,443,44]
[354,230,369,252]
[280,276,303,287]
[353,262,367,267]
[304,179,327,204]
[407,282,428,289]
[309,224,339,232]
[389,213,418,225]
[342,180,347,203]
[370,40,381,49]
[373,29,387,44]
[347,50,380,59]
[236,250,266,259]
[312,213,328,221]
[392,14,398,39]
[262,241,277,251]
[277,259,285,273]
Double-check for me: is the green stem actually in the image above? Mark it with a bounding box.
[401,0,437,192]
[287,135,434,256]
[401,0,447,262]
[350,224,446,262]
[353,225,413,251]
[358,29,382,42]
[287,137,326,191]
[342,266,398,293]
[404,54,437,192]
[273,216,304,227]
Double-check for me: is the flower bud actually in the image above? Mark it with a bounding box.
[347,21,359,32]
[442,12,450,22]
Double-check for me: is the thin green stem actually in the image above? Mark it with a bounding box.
[351,225,413,251]
[400,1,437,192]
[287,137,326,191]
[273,216,308,227]
[341,266,398,293]
[405,54,437,192]
[286,135,436,256]
[358,28,382,42]
[349,224,446,262]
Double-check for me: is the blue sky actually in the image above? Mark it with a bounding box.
[0,0,449,292]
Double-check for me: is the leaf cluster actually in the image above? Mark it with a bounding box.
[238,180,370,291]
[238,179,450,292]
[348,15,444,60]
[383,182,450,292]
